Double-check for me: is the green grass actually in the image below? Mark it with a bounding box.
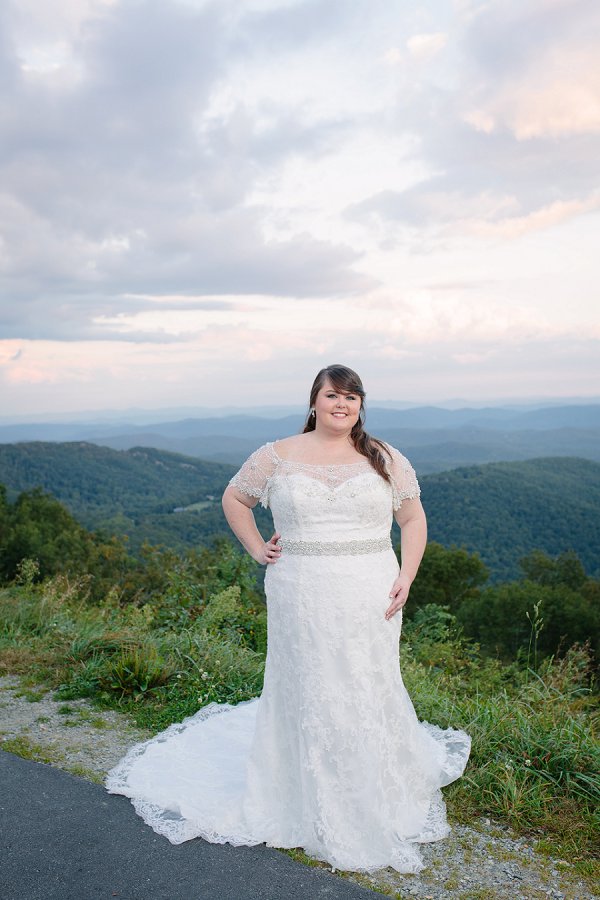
[0,577,266,735]
[1,734,105,784]
[444,871,461,890]
[1,735,60,766]
[401,643,599,865]
[14,687,46,702]
[66,764,104,784]
[73,708,112,729]
[456,891,497,900]
[1,574,598,881]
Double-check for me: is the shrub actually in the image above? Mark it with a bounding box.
[102,644,176,698]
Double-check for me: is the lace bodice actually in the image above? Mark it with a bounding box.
[229,442,419,507]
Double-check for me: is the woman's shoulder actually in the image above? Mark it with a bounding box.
[372,438,398,458]
[271,434,310,460]
[241,435,301,467]
[374,440,414,469]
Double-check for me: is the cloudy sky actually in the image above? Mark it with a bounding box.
[1,0,599,416]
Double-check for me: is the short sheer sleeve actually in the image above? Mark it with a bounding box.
[383,444,421,510]
[228,442,279,508]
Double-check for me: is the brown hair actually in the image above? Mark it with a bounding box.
[302,364,392,482]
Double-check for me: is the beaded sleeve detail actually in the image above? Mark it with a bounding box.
[383,444,421,510]
[228,442,280,508]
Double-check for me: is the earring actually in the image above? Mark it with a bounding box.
[310,408,315,417]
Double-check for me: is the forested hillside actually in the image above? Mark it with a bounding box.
[0,442,267,554]
[423,457,600,581]
[0,443,599,580]
[0,442,230,516]
[0,442,238,551]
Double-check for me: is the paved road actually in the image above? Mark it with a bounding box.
[0,751,377,900]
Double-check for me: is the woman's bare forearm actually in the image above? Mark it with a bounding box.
[222,488,266,561]
[399,508,427,584]
[386,503,427,619]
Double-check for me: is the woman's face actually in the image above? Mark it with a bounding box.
[314,378,362,433]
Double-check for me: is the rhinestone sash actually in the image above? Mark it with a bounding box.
[278,537,392,556]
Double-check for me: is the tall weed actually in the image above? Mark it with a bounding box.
[403,639,598,852]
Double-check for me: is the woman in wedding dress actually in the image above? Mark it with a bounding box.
[106,364,471,874]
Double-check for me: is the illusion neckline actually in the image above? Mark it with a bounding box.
[269,441,372,469]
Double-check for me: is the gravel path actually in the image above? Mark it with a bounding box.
[1,675,597,900]
[0,674,151,781]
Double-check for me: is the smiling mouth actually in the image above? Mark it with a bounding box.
[332,412,347,417]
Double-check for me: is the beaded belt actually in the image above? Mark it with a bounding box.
[278,537,392,556]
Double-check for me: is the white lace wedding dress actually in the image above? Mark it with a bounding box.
[106,442,471,874]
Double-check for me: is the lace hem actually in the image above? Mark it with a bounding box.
[106,699,470,872]
[105,699,251,800]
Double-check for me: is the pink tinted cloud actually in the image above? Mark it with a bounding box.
[464,23,600,139]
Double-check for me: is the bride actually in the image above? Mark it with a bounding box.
[106,364,471,874]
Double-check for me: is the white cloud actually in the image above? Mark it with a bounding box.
[0,0,375,342]
[406,32,448,61]
[456,0,600,137]
[382,47,403,66]
[466,192,600,239]
[349,0,600,253]
[464,43,600,140]
[0,0,599,412]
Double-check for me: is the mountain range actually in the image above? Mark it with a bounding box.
[0,404,599,474]
[1,441,598,581]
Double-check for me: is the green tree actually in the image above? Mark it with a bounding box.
[0,484,8,550]
[1,488,92,581]
[520,549,587,590]
[0,485,133,598]
[406,542,489,615]
[458,579,600,660]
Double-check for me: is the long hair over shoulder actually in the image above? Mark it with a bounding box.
[302,364,392,482]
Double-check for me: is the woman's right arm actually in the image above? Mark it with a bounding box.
[222,485,281,565]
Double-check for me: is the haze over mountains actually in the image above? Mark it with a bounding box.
[1,403,598,474]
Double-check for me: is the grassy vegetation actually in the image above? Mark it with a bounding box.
[0,734,105,784]
[0,557,266,732]
[0,560,598,885]
[402,612,599,863]
[1,735,59,766]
